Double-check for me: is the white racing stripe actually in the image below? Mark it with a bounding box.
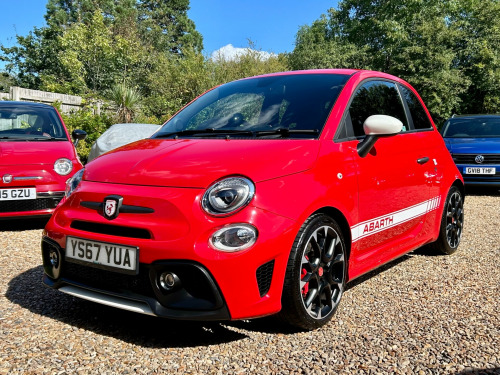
[351,196,441,243]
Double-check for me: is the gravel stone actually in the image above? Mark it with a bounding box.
[1,192,499,374]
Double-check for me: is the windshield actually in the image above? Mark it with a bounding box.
[442,117,500,138]
[0,104,68,140]
[154,73,350,139]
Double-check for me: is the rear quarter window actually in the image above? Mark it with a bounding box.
[399,85,433,130]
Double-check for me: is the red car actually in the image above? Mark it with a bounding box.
[41,70,464,330]
[0,102,86,219]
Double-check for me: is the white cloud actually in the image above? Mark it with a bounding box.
[210,44,275,62]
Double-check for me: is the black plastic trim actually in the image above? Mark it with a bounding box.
[41,237,230,321]
[81,201,154,214]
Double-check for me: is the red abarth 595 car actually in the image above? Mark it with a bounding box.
[41,70,464,330]
[0,101,86,219]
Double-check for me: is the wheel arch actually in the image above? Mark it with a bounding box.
[452,178,465,201]
[310,206,352,262]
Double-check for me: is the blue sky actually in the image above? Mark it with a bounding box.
[0,0,338,67]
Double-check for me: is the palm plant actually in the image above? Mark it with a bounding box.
[109,84,141,123]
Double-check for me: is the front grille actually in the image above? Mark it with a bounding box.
[62,261,154,297]
[0,197,60,213]
[453,154,500,164]
[256,260,275,297]
[70,220,151,239]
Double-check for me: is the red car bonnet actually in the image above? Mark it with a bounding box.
[0,141,77,165]
[84,138,320,188]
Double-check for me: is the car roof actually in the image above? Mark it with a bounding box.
[239,69,411,86]
[0,101,56,109]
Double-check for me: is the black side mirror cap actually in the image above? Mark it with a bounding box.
[72,129,87,147]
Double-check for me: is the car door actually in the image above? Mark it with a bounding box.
[342,80,434,276]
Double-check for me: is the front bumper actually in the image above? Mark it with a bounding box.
[0,191,64,219]
[41,181,297,320]
[42,237,231,320]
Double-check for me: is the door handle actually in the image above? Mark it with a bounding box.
[417,157,430,164]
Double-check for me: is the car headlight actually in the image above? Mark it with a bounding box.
[54,158,73,176]
[65,168,84,198]
[202,176,255,216]
[209,224,258,252]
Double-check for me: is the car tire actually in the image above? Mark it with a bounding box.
[279,214,346,330]
[429,186,464,255]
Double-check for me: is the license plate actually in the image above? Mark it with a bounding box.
[465,167,496,175]
[0,187,36,201]
[65,236,138,274]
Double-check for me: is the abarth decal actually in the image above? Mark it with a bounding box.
[351,196,441,243]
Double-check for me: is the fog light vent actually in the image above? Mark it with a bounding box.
[256,260,275,297]
[41,238,62,279]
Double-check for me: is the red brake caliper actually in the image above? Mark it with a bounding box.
[301,256,309,296]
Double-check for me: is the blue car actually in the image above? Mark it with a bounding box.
[441,115,500,187]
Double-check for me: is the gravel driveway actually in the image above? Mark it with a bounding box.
[1,192,499,374]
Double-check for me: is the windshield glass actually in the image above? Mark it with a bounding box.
[154,73,350,139]
[0,104,68,140]
[442,117,500,138]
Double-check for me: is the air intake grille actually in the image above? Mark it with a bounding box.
[70,220,151,239]
[256,260,275,297]
[62,261,154,297]
[453,154,500,164]
[0,198,60,213]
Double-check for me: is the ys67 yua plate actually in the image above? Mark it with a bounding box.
[65,236,138,274]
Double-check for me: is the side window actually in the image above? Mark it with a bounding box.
[399,85,433,130]
[349,80,408,137]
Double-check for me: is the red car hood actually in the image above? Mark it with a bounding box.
[85,139,320,188]
[0,141,76,165]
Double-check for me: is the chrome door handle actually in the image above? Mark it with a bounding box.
[417,157,430,164]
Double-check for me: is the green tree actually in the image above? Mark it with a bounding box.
[138,0,203,54]
[289,16,370,70]
[1,0,202,92]
[41,10,146,94]
[44,0,136,27]
[0,72,16,92]
[289,0,500,122]
[1,26,64,89]
[451,0,500,114]
[142,49,211,122]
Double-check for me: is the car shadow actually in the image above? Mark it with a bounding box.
[0,217,49,231]
[228,252,419,335]
[5,266,247,348]
[345,253,413,290]
[6,246,453,341]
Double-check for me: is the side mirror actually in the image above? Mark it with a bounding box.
[357,115,403,157]
[72,129,87,147]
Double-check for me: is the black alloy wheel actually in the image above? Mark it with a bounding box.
[280,214,346,330]
[429,185,464,255]
[445,189,464,249]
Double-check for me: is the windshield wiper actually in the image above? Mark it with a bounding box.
[155,128,255,138]
[0,136,26,140]
[253,128,319,137]
[31,136,67,141]
[155,128,319,139]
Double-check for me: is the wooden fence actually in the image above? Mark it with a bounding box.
[1,87,83,114]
